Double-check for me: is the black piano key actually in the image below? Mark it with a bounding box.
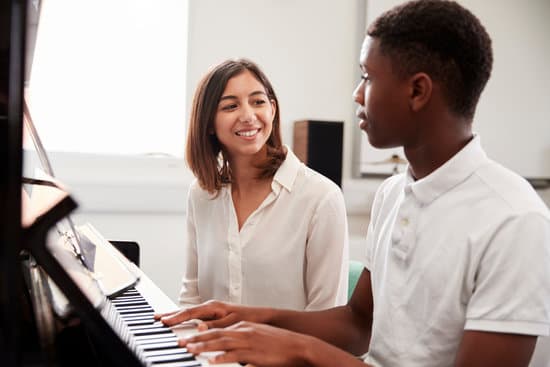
[123,318,156,326]
[124,316,156,324]
[112,297,148,303]
[142,348,190,357]
[113,299,147,306]
[121,313,155,320]
[117,306,156,313]
[151,361,201,367]
[119,308,154,315]
[119,307,153,313]
[112,294,144,299]
[115,300,149,305]
[118,304,154,311]
[111,296,142,303]
[128,322,167,330]
[126,319,156,327]
[147,352,195,364]
[122,315,157,327]
[121,314,155,322]
[110,294,133,300]
[131,330,174,339]
[129,326,168,334]
[122,318,156,325]
[113,302,149,308]
[128,320,163,329]
[127,321,163,329]
[133,334,178,344]
[134,339,179,352]
[134,339,179,350]
[132,327,174,336]
[140,340,180,351]
[133,328,173,337]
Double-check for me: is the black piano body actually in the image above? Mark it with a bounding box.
[21,193,229,367]
[20,191,239,367]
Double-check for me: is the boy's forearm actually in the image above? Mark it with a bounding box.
[264,305,372,356]
[300,334,373,367]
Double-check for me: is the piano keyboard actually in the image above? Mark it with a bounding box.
[106,269,240,367]
[106,287,200,366]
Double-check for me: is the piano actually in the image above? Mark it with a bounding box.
[1,1,240,366]
[21,186,240,367]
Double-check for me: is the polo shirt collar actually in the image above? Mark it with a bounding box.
[272,146,299,193]
[406,134,489,205]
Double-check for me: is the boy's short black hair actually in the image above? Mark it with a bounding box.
[368,0,493,120]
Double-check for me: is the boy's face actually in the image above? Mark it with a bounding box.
[353,36,415,149]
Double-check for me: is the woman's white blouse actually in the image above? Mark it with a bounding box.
[178,149,349,310]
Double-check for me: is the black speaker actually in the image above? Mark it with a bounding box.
[293,120,343,187]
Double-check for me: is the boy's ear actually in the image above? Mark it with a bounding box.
[408,72,432,112]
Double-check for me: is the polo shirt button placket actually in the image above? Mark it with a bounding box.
[392,193,416,260]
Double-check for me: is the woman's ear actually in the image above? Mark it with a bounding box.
[270,99,277,118]
[408,72,432,112]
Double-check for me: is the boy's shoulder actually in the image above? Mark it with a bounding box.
[474,160,549,217]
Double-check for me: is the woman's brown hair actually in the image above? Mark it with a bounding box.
[186,58,286,194]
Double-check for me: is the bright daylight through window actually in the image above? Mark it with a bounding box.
[27,0,188,157]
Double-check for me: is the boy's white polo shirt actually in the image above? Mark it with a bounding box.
[363,135,550,367]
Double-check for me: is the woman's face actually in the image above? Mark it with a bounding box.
[214,70,276,160]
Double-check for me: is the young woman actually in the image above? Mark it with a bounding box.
[179,58,348,310]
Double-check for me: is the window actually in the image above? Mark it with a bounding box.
[27,0,189,157]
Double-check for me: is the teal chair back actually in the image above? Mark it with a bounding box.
[348,260,364,300]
